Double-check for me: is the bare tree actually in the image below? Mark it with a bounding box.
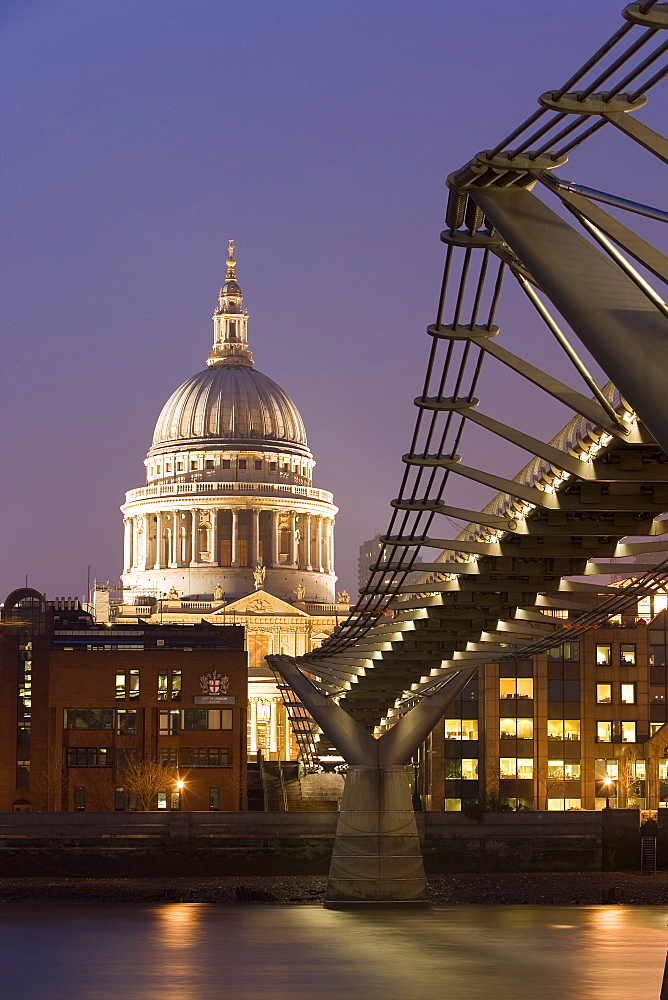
[536,760,564,810]
[33,747,67,811]
[119,754,178,811]
[618,747,643,808]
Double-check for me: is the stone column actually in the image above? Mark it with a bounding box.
[123,519,131,574]
[154,512,163,569]
[251,508,261,566]
[269,698,279,755]
[304,514,312,571]
[290,512,298,568]
[210,508,219,565]
[169,511,179,567]
[316,517,324,572]
[190,507,199,566]
[138,514,149,570]
[231,509,239,567]
[249,698,258,754]
[328,517,335,573]
[272,510,281,567]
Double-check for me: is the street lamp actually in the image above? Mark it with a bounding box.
[175,779,185,791]
[603,775,613,809]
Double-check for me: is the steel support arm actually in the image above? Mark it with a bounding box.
[471,186,668,456]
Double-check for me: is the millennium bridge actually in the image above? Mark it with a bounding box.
[268,1,668,907]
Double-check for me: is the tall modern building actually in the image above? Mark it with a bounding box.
[120,242,338,605]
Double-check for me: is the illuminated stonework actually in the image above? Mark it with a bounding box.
[120,243,338,605]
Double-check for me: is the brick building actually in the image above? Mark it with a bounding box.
[0,588,247,812]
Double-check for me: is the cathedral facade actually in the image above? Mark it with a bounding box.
[108,243,348,760]
[120,242,338,606]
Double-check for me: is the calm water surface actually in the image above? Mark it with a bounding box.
[1,904,666,1000]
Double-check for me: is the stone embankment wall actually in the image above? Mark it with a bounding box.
[0,808,661,875]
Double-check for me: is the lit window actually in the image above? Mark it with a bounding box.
[596,644,612,666]
[547,720,563,739]
[517,719,533,740]
[595,758,618,780]
[548,798,581,811]
[500,718,517,739]
[190,460,198,470]
[445,719,478,740]
[548,760,565,780]
[500,757,516,778]
[564,761,581,780]
[621,683,636,704]
[633,759,646,780]
[500,678,534,699]
[651,722,664,735]
[176,462,184,472]
[596,683,612,704]
[115,672,126,699]
[461,759,478,781]
[597,721,613,742]
[659,761,668,781]
[158,670,168,701]
[129,669,139,699]
[157,792,167,809]
[444,798,461,812]
[159,710,180,735]
[165,463,172,473]
[517,758,534,779]
[620,644,636,665]
[171,669,182,701]
[564,720,580,741]
[621,721,636,743]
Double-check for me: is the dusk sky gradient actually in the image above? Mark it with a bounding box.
[1,0,666,601]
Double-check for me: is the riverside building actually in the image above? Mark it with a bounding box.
[425,590,668,813]
[0,589,247,812]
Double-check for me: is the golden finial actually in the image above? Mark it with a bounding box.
[226,239,236,280]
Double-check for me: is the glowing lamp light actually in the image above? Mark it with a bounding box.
[175,779,185,790]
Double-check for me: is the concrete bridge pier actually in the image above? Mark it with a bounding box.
[269,655,478,908]
[325,765,428,908]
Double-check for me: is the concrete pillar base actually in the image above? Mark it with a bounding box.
[324,765,430,909]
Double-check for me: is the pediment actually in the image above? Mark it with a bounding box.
[212,590,310,617]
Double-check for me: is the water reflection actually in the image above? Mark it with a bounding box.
[1,904,665,1000]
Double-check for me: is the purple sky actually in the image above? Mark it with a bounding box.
[1,0,665,601]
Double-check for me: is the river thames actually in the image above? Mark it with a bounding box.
[0,904,666,999]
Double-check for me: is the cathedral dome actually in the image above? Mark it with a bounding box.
[149,365,310,457]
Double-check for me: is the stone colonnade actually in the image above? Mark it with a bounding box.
[123,508,334,575]
[248,695,291,759]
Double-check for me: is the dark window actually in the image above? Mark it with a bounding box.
[187,748,231,767]
[159,748,179,766]
[116,710,138,735]
[67,748,110,767]
[74,786,86,811]
[115,748,138,769]
[269,462,276,471]
[238,460,247,470]
[209,786,220,810]
[16,764,30,791]
[254,460,262,470]
[115,787,125,811]
[182,709,208,731]
[548,679,581,701]
[222,460,231,470]
[205,459,214,469]
[444,760,462,779]
[65,709,114,731]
